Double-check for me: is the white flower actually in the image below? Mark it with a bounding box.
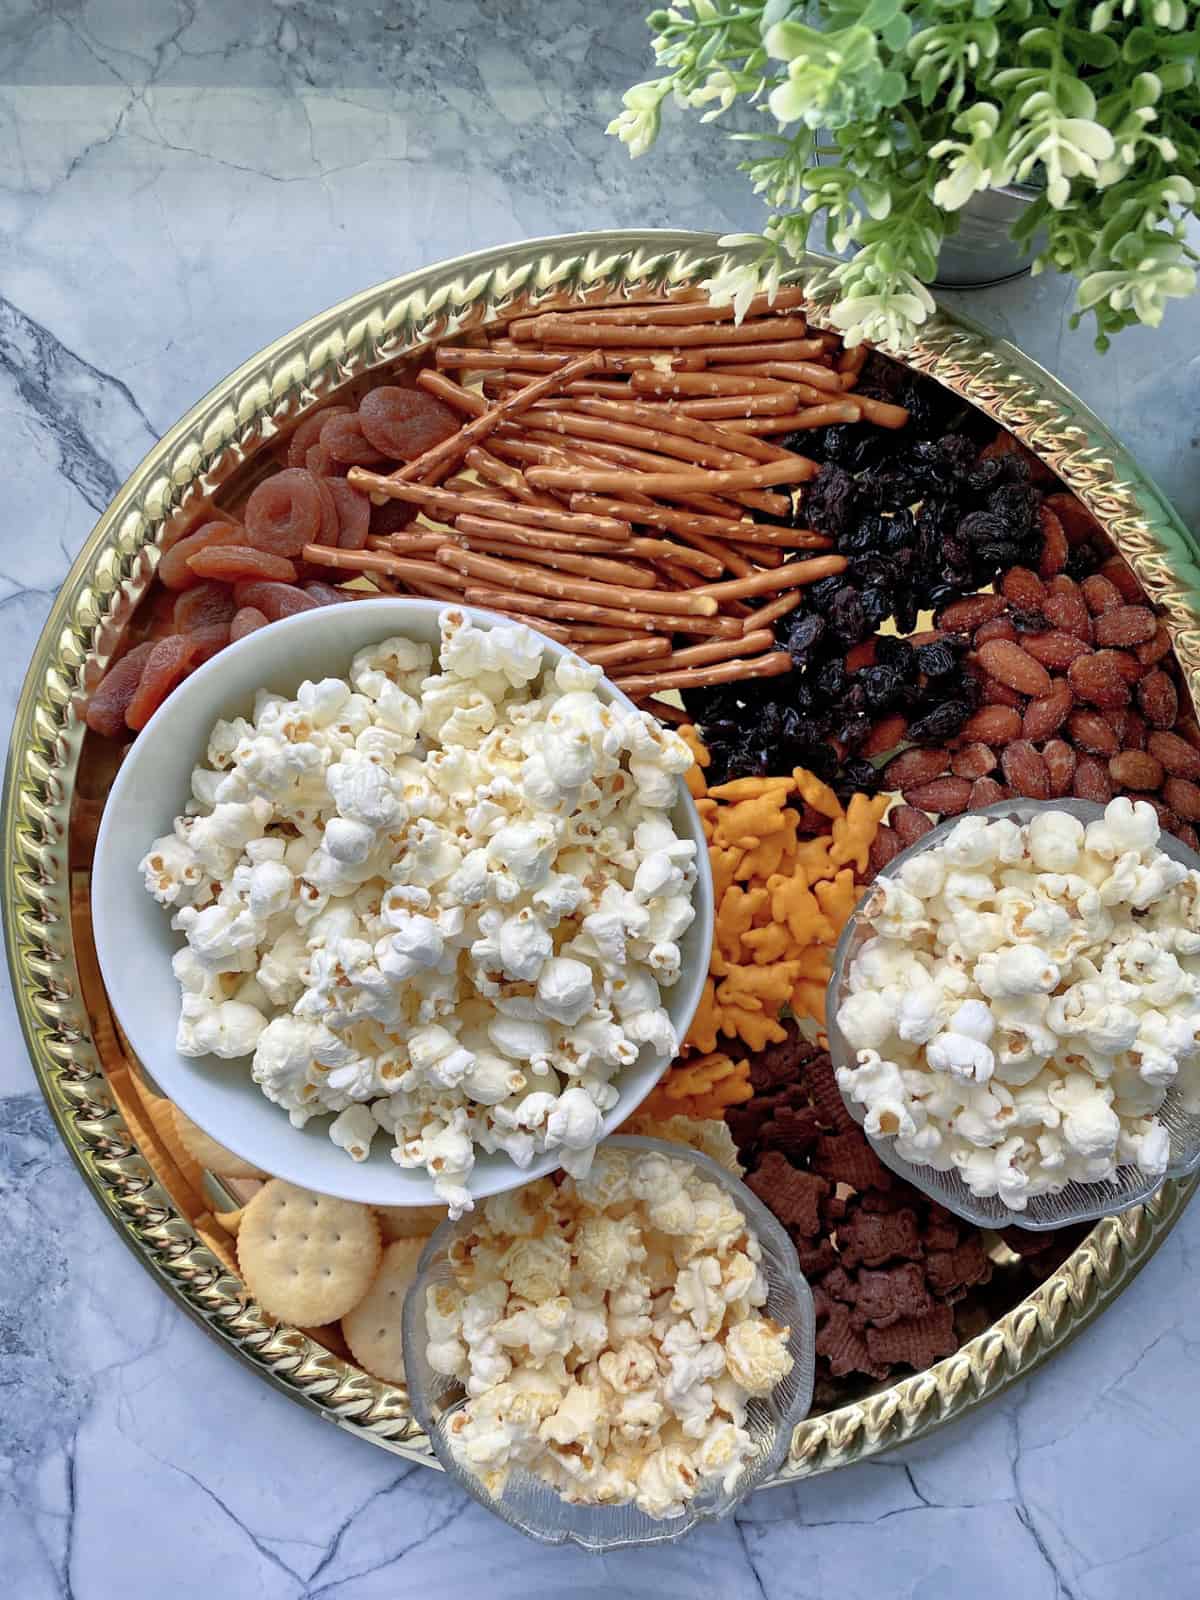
[606,80,670,159]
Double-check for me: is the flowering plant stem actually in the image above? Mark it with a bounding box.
[608,0,1200,350]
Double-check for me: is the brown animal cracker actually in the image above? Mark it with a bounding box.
[746,1152,828,1236]
[816,1301,888,1379]
[801,1050,858,1133]
[811,1132,894,1193]
[237,1179,381,1326]
[850,1264,934,1329]
[865,1305,958,1369]
[836,1207,923,1269]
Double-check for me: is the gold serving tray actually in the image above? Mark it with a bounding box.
[5,230,1198,1480]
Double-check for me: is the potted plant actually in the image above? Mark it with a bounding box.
[609,0,1200,350]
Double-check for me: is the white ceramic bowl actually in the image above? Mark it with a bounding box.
[92,598,713,1206]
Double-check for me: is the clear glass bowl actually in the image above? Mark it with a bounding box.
[400,1136,817,1549]
[826,799,1200,1232]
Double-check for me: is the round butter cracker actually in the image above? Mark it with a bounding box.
[171,1104,266,1180]
[342,1237,427,1384]
[375,1202,448,1243]
[237,1179,381,1326]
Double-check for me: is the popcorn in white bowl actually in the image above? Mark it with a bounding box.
[828,798,1200,1228]
[91,601,712,1211]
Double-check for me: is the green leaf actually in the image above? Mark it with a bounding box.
[882,13,912,49]
[760,0,795,33]
[1065,26,1119,67]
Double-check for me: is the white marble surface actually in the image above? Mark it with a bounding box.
[2,4,1199,1595]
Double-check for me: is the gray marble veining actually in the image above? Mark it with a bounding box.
[1,4,1198,1595]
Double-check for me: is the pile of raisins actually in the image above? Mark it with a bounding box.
[686,355,1097,790]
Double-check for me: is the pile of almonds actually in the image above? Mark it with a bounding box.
[867,549,1200,869]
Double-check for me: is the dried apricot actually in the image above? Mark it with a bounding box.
[358,386,459,461]
[173,582,237,634]
[319,412,387,467]
[286,405,352,469]
[158,520,243,590]
[187,545,298,583]
[188,623,232,664]
[230,606,269,641]
[85,641,156,737]
[302,582,348,606]
[328,479,371,550]
[231,581,320,621]
[125,635,200,730]
[245,468,323,557]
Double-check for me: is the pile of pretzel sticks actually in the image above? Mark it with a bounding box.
[307,288,908,716]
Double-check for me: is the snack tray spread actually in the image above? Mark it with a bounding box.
[4,230,1197,1482]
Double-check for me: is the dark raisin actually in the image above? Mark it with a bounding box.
[916,641,957,677]
[1009,607,1049,633]
[828,586,867,643]
[784,612,826,664]
[907,701,971,743]
[816,658,849,700]
[809,575,849,614]
[860,585,891,630]
[802,466,860,540]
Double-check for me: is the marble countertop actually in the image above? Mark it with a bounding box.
[2,4,1198,1596]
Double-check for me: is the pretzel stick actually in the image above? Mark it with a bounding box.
[627,538,723,576]
[521,315,812,348]
[346,470,630,541]
[568,624,647,642]
[416,369,488,417]
[407,578,464,604]
[654,628,778,670]
[698,340,832,366]
[462,588,741,637]
[742,591,803,632]
[720,403,863,433]
[612,651,793,695]
[525,407,762,472]
[394,350,605,484]
[446,513,626,555]
[631,371,799,398]
[450,523,657,588]
[839,343,870,377]
[303,545,472,588]
[705,373,846,406]
[852,395,910,429]
[464,444,560,508]
[694,554,847,602]
[368,531,448,555]
[718,525,832,550]
[569,493,755,540]
[508,287,807,335]
[580,636,672,669]
[670,393,803,419]
[526,457,816,497]
[550,397,790,463]
[439,547,719,617]
[637,697,692,724]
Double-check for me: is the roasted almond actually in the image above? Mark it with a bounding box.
[1135,621,1173,666]
[1000,739,1050,799]
[1073,755,1114,803]
[1043,740,1076,797]
[860,713,909,759]
[1067,709,1119,754]
[1044,492,1103,545]
[979,675,1024,708]
[1099,556,1145,603]
[968,776,1007,808]
[951,742,997,781]
[1176,822,1200,850]
[1001,566,1048,610]
[938,593,1009,633]
[1081,574,1123,616]
[902,776,972,816]
[868,824,902,876]
[1020,630,1093,670]
[974,616,1019,646]
[1094,606,1157,648]
[1037,504,1068,577]
[1043,576,1093,642]
[883,747,951,789]
[962,704,1023,743]
[977,638,1053,698]
[1067,651,1131,708]
[889,804,936,847]
[1148,731,1200,780]
[1109,750,1165,790]
[1022,681,1075,742]
[845,638,877,672]
[1137,670,1179,729]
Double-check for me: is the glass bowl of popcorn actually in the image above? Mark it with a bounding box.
[91,599,713,1211]
[826,799,1200,1231]
[401,1137,817,1548]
